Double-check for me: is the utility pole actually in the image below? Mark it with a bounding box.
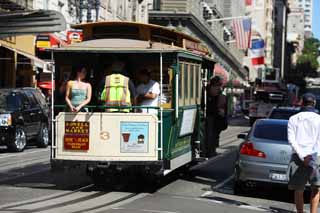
[280,4,287,80]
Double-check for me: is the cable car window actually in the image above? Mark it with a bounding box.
[195,65,200,103]
[190,64,195,104]
[184,64,189,105]
[179,63,184,106]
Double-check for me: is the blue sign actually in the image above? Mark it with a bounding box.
[120,122,149,153]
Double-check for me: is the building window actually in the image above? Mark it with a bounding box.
[107,0,112,12]
[58,1,64,12]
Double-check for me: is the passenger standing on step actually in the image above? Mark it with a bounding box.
[205,76,228,158]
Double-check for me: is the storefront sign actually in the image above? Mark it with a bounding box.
[120,122,149,153]
[67,30,83,44]
[64,121,90,150]
[36,34,61,50]
[184,39,209,55]
[36,35,51,48]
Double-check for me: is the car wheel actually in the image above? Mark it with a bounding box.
[37,123,49,148]
[8,127,27,152]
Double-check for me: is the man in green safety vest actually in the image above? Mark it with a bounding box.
[100,61,136,112]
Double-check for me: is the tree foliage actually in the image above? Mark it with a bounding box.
[296,38,320,77]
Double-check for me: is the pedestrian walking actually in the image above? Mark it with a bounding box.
[204,76,228,158]
[287,93,320,213]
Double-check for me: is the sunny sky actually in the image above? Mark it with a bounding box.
[313,0,320,39]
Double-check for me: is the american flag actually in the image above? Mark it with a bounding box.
[232,18,252,50]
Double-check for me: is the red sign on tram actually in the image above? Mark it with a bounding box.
[64,121,89,151]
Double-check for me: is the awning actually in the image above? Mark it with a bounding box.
[0,43,46,69]
[214,64,229,84]
[38,81,53,90]
[0,10,66,38]
[36,33,68,49]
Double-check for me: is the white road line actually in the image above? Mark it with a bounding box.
[174,195,270,212]
[112,207,179,213]
[0,148,49,159]
[238,205,269,212]
[212,175,234,190]
[200,191,213,197]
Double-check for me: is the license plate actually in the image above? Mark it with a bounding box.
[270,173,287,181]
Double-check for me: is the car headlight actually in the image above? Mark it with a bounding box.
[0,114,12,126]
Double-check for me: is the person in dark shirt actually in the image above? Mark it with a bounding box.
[205,76,228,158]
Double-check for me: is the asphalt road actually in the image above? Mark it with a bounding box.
[0,117,305,213]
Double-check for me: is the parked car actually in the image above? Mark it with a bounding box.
[267,106,301,120]
[0,88,49,152]
[234,119,291,193]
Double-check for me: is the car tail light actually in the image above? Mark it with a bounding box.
[240,142,266,158]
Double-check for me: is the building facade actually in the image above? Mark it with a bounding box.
[243,0,275,82]
[0,1,37,87]
[287,0,304,65]
[149,0,248,84]
[273,0,289,80]
[295,0,313,38]
[0,0,150,88]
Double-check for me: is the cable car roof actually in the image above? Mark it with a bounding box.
[72,21,200,43]
[50,38,188,53]
[49,38,215,62]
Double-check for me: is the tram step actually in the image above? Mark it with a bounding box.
[194,157,208,162]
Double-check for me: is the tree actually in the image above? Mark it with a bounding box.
[296,38,320,77]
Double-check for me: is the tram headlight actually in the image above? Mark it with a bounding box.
[0,114,12,126]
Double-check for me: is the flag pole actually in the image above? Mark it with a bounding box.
[206,15,250,23]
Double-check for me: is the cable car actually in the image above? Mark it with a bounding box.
[50,22,215,183]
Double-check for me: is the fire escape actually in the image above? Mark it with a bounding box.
[68,0,101,23]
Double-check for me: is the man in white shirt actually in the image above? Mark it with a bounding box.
[136,69,160,114]
[288,93,320,213]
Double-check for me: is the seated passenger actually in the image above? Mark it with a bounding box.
[65,66,92,112]
[100,61,136,112]
[136,69,160,114]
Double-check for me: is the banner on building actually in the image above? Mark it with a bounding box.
[250,39,265,65]
[232,18,252,50]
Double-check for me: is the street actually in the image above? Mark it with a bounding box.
[0,117,303,213]
[1,0,320,212]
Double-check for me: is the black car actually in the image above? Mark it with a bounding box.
[0,88,49,152]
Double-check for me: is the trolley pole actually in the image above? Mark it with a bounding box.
[50,51,55,160]
[159,52,163,161]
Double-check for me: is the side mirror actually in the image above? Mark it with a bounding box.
[237,133,248,140]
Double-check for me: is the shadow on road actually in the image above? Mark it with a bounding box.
[228,116,250,127]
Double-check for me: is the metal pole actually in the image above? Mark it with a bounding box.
[175,69,179,119]
[203,68,208,118]
[159,54,163,158]
[280,5,287,80]
[206,15,249,22]
[50,51,55,160]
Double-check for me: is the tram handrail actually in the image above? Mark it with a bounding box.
[53,105,161,110]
